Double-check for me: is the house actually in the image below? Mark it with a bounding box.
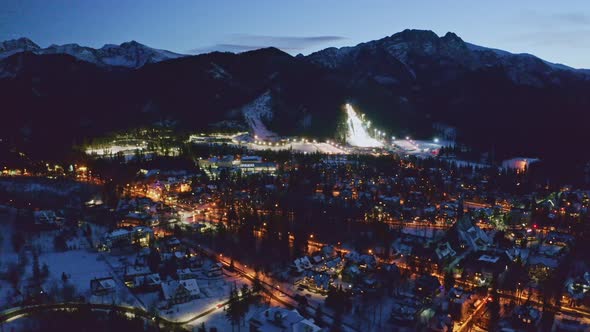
[505,247,529,263]
[435,242,457,261]
[391,239,413,257]
[166,237,181,249]
[390,296,423,325]
[565,272,590,301]
[34,210,59,227]
[131,273,162,291]
[207,262,223,277]
[249,307,321,332]
[462,252,510,286]
[177,268,198,280]
[103,226,154,249]
[124,265,151,286]
[160,279,200,305]
[527,255,559,282]
[295,271,331,294]
[91,277,116,296]
[454,217,491,251]
[291,256,313,273]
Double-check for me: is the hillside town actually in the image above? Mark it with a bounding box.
[1,135,590,332]
[2,3,590,331]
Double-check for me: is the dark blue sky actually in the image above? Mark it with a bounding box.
[2,0,590,68]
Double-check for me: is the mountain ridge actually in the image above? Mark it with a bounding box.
[1,29,590,166]
[0,37,185,68]
[3,31,589,73]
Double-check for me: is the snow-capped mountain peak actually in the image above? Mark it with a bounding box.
[0,38,186,68]
[307,29,589,86]
[0,37,41,58]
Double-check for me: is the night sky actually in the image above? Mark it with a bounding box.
[2,0,590,68]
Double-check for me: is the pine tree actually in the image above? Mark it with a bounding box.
[32,251,41,286]
[252,273,263,294]
[226,286,241,332]
[239,284,250,327]
[147,247,161,273]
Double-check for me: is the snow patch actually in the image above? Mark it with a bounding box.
[208,62,231,80]
[241,91,277,140]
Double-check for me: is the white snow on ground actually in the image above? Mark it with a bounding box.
[246,141,348,154]
[39,251,109,292]
[0,212,138,309]
[241,91,277,140]
[187,304,264,332]
[0,208,18,308]
[39,248,141,307]
[157,275,245,322]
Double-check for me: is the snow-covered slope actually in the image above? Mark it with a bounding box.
[241,91,277,140]
[0,38,186,68]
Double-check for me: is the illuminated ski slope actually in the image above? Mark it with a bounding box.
[345,104,383,148]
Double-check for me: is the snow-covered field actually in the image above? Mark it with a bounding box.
[41,250,137,302]
[0,209,136,310]
[246,141,348,155]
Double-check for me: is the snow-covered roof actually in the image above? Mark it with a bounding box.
[249,307,321,332]
[180,279,200,296]
[108,229,130,238]
[161,278,200,300]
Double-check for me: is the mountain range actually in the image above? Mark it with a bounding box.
[0,38,184,69]
[1,29,589,167]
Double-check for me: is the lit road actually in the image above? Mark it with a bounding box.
[0,302,215,327]
[453,298,488,332]
[191,243,360,331]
